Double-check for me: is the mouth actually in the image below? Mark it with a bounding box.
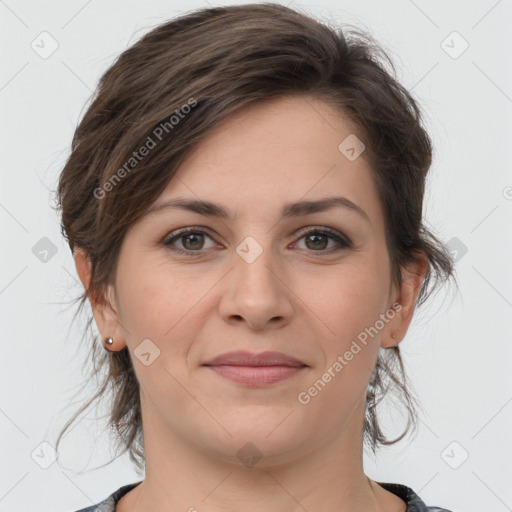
[204,364,307,386]
[202,351,308,387]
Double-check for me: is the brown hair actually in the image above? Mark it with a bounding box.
[53,2,456,473]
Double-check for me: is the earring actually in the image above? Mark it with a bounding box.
[104,337,115,351]
[391,333,397,339]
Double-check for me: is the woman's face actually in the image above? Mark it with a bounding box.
[81,95,423,468]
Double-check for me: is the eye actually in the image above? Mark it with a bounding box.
[163,227,217,255]
[292,226,352,253]
[162,226,352,256]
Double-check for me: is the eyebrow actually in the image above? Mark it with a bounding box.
[145,196,370,222]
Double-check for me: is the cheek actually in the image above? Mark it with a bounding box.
[115,256,198,348]
[295,271,386,422]
[299,258,390,346]
[115,263,205,404]
[295,257,389,404]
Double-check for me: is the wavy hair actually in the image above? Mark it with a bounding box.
[53,3,456,473]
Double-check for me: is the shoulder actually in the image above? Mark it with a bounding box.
[72,480,455,512]
[70,482,142,512]
[377,481,454,512]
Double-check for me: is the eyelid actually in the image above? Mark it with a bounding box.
[162,226,219,253]
[292,225,352,249]
[162,225,352,255]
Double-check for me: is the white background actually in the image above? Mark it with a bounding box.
[1,1,511,511]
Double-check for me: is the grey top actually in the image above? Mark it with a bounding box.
[72,480,454,511]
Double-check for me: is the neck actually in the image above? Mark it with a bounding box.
[119,395,405,512]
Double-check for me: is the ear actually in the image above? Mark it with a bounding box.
[74,247,126,350]
[381,251,428,348]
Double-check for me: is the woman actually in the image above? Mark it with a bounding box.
[55,3,457,511]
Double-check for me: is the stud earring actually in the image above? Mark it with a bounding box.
[391,333,397,339]
[104,337,115,351]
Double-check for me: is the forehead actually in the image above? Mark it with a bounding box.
[153,95,384,228]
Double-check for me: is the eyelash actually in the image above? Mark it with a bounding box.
[162,226,352,256]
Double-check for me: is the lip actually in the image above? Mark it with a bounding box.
[202,350,306,367]
[202,351,308,387]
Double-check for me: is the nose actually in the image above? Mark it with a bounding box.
[218,240,294,331]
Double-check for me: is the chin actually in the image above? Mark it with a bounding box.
[197,422,312,469]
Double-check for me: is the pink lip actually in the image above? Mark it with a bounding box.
[207,365,305,385]
[202,350,306,367]
[202,351,308,387]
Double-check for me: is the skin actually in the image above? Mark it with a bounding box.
[75,95,426,512]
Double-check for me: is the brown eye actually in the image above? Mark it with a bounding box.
[181,232,205,250]
[164,228,216,254]
[294,227,352,252]
[304,232,329,250]
[163,226,351,256]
